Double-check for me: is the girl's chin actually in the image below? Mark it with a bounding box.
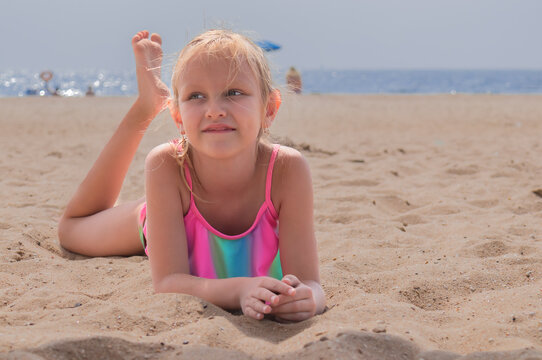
[193,142,257,160]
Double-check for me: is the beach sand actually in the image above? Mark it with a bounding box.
[1,94,542,359]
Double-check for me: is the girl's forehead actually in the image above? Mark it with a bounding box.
[177,53,258,88]
[186,52,234,69]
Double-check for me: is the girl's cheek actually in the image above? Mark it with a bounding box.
[179,106,196,121]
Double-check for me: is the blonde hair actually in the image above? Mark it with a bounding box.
[169,29,275,190]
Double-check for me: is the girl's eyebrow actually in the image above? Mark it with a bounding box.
[178,84,203,96]
[179,82,199,90]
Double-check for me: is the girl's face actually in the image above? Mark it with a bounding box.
[176,53,267,160]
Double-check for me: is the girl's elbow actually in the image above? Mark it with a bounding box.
[152,274,179,294]
[57,216,73,250]
[152,277,168,294]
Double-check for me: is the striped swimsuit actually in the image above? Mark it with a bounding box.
[139,144,283,280]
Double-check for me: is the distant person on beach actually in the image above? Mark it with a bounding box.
[58,30,324,322]
[40,70,55,95]
[286,66,302,94]
[86,85,95,96]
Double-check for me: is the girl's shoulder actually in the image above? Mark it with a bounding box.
[145,142,181,167]
[271,144,312,213]
[145,142,190,211]
[145,142,185,185]
[274,144,307,169]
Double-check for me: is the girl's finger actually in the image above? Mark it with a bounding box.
[244,303,266,320]
[274,311,313,323]
[253,287,282,306]
[281,274,300,287]
[271,298,315,315]
[248,296,272,314]
[262,278,296,297]
[273,285,311,306]
[272,294,296,307]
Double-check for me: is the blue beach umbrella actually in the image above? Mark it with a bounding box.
[255,40,281,52]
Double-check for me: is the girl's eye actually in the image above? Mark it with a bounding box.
[227,89,242,97]
[188,93,204,100]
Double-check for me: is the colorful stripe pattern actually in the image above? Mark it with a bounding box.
[183,204,283,279]
[183,144,283,279]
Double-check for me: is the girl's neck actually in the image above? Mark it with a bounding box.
[190,143,261,197]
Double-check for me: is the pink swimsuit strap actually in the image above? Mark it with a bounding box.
[183,144,280,220]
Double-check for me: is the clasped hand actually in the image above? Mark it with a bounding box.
[239,274,317,322]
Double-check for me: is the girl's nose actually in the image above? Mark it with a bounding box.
[205,99,226,119]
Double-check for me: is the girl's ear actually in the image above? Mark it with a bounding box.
[168,99,183,130]
[264,89,281,128]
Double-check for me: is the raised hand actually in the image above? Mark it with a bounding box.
[131,30,171,119]
[270,274,317,322]
[239,277,296,320]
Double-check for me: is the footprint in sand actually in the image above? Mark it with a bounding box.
[398,280,455,311]
[469,240,511,258]
[272,136,336,156]
[8,202,35,208]
[490,171,514,178]
[329,178,379,187]
[328,194,369,203]
[468,199,499,209]
[399,270,531,311]
[507,226,537,237]
[316,213,357,224]
[394,214,426,226]
[316,173,341,182]
[0,222,12,230]
[446,165,479,176]
[420,204,461,216]
[373,195,412,214]
[299,331,420,359]
[510,201,542,215]
[7,337,185,360]
[316,162,340,171]
[46,151,63,159]
[356,273,398,294]
[92,307,170,334]
[6,181,29,187]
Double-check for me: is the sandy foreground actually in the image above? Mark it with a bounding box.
[1,94,542,359]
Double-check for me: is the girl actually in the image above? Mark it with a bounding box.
[58,30,325,322]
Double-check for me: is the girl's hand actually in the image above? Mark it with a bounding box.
[239,277,296,320]
[270,275,317,322]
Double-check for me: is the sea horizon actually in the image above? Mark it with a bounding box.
[1,68,542,97]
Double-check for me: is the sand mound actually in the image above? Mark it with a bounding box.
[4,332,542,359]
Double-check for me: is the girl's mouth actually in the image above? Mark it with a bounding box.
[203,124,236,133]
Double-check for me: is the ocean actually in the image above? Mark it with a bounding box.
[1,69,542,97]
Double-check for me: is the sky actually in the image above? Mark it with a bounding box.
[2,0,542,72]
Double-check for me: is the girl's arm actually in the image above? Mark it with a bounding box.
[153,272,295,319]
[144,144,294,319]
[272,147,326,321]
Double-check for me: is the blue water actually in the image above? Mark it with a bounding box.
[1,69,542,97]
[0,69,137,97]
[302,70,542,94]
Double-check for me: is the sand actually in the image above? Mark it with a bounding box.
[1,94,542,359]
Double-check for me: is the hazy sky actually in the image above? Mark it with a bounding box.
[2,0,541,71]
